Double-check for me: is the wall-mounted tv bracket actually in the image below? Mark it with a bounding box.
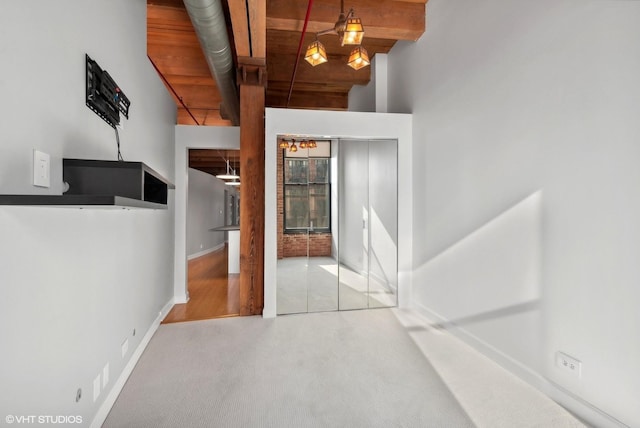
[86,54,131,128]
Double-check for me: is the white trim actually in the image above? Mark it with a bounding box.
[264,108,413,318]
[412,302,628,428]
[187,243,225,260]
[89,297,174,428]
[173,126,240,303]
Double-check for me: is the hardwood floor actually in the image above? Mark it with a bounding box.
[163,246,239,323]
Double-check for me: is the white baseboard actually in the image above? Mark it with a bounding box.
[187,243,225,260]
[89,297,175,428]
[412,302,628,428]
[174,292,189,304]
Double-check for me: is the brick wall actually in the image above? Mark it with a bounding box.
[282,232,333,258]
[277,144,333,259]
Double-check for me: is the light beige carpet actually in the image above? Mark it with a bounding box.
[103,308,585,428]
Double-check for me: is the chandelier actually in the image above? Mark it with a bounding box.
[304,0,370,70]
[279,138,318,152]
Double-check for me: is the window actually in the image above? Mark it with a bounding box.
[283,148,330,233]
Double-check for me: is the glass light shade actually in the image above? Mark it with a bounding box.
[304,40,328,66]
[308,140,317,148]
[342,17,364,46]
[300,141,308,149]
[347,46,370,70]
[279,139,289,149]
[289,142,298,153]
[216,173,239,179]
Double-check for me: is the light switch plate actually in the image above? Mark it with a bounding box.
[33,150,50,188]
[93,374,101,402]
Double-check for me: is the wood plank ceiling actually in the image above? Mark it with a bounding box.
[147,0,426,175]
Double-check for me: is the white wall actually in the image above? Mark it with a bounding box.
[0,1,176,427]
[265,108,412,318]
[186,168,228,258]
[174,125,240,301]
[387,1,640,426]
[348,54,388,113]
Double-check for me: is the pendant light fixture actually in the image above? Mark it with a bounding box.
[342,16,364,46]
[304,0,369,69]
[216,159,239,180]
[278,137,320,152]
[304,39,328,66]
[347,46,370,70]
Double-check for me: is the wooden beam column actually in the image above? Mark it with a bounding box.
[229,0,267,315]
[238,58,267,316]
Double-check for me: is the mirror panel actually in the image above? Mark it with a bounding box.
[338,139,370,310]
[307,148,339,312]
[277,145,310,314]
[367,140,398,308]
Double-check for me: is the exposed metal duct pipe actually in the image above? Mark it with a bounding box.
[183,0,240,126]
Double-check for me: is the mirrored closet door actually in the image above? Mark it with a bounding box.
[276,140,338,314]
[338,139,398,310]
[276,137,397,314]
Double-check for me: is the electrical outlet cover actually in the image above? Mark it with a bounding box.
[556,351,582,378]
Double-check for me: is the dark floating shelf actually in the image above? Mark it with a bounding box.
[0,159,174,209]
[0,194,169,209]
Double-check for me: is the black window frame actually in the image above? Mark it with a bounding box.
[283,151,331,234]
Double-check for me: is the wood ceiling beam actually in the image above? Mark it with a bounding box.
[155,75,220,86]
[146,56,212,77]
[177,108,232,126]
[266,89,348,110]
[266,0,425,41]
[267,54,370,86]
[147,44,207,58]
[170,89,225,109]
[247,0,267,57]
[267,29,396,56]
[267,80,352,93]
[147,4,194,30]
[228,0,251,57]
[229,0,267,58]
[147,30,200,47]
[266,18,423,41]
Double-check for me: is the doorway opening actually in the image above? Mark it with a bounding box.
[164,149,241,323]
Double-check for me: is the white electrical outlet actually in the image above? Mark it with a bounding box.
[556,351,582,378]
[33,150,50,188]
[121,339,129,358]
[102,363,110,388]
[93,374,101,402]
